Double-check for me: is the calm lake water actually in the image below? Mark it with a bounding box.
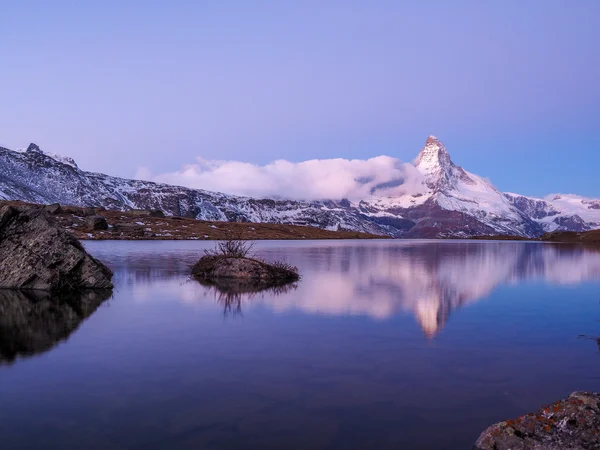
[1,240,599,450]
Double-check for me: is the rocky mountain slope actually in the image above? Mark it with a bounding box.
[0,200,386,241]
[1,138,598,238]
[505,192,600,232]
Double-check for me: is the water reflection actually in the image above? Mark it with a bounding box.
[98,241,600,338]
[0,289,112,364]
[196,279,299,317]
[255,243,600,337]
[2,241,600,450]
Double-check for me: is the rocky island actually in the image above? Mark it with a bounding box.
[192,255,300,285]
[192,237,299,290]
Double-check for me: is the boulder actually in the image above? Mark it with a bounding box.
[474,392,600,450]
[61,205,96,217]
[112,222,146,237]
[87,214,108,230]
[0,205,113,290]
[149,209,165,218]
[43,203,62,215]
[192,255,299,284]
[129,209,165,218]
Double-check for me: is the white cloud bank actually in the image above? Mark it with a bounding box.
[136,155,426,201]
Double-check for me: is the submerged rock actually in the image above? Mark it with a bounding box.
[474,392,600,450]
[0,289,112,363]
[0,205,113,290]
[191,255,300,285]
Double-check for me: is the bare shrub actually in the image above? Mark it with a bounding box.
[204,230,255,258]
[270,260,299,276]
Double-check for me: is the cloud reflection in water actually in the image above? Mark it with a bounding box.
[107,242,600,338]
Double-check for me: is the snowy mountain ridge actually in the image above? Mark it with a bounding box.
[0,136,598,238]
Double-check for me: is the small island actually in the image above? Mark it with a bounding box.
[191,237,300,287]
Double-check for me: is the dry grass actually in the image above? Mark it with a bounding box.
[204,231,255,257]
[14,202,389,240]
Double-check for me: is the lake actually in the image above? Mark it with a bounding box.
[1,240,599,449]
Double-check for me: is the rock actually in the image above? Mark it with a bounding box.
[474,392,600,450]
[130,209,151,216]
[0,205,113,290]
[192,255,300,284]
[0,289,112,364]
[43,203,62,214]
[112,222,146,237]
[87,215,108,230]
[149,209,165,218]
[61,205,86,216]
[61,206,96,217]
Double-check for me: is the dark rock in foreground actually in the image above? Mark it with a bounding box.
[0,288,112,363]
[474,392,600,450]
[192,255,300,286]
[0,205,113,290]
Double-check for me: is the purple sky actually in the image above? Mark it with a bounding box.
[1,0,599,197]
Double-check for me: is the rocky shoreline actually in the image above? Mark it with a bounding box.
[474,392,600,450]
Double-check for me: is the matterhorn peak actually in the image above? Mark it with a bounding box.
[425,135,443,146]
[415,135,453,173]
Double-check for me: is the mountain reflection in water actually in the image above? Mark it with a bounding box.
[103,241,600,338]
[0,289,112,363]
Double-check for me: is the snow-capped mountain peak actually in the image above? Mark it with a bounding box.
[414,136,475,193]
[415,135,453,174]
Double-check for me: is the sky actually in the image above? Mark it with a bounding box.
[1,0,599,198]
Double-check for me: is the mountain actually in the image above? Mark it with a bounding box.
[1,138,598,238]
[359,136,543,237]
[505,192,600,232]
[0,143,389,236]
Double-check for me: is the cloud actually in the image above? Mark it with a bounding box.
[136,155,426,201]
